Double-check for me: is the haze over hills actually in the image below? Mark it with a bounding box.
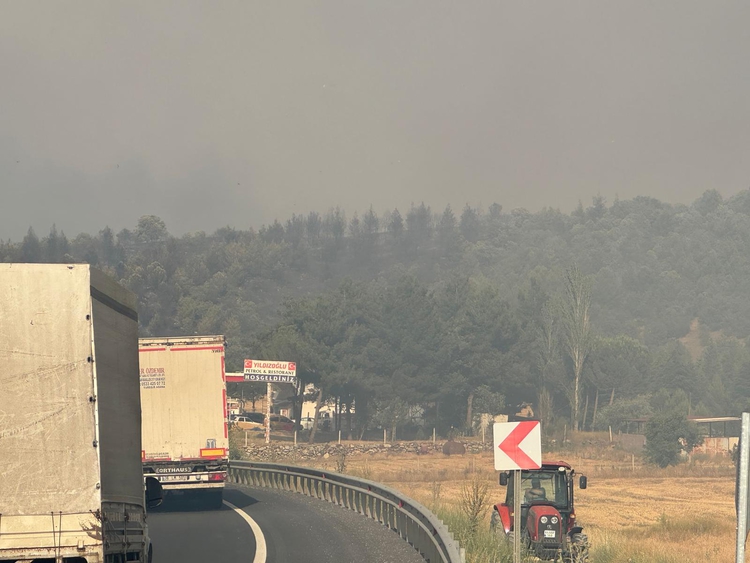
[3,190,750,434]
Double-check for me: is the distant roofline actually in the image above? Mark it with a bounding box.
[626,416,740,423]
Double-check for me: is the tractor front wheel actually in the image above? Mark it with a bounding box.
[521,528,532,551]
[490,510,502,533]
[567,532,589,563]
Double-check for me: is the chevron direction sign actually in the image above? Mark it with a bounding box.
[493,421,542,471]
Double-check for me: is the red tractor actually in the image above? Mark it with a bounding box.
[491,461,589,562]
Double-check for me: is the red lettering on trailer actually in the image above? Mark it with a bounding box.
[169,346,225,352]
[222,356,228,437]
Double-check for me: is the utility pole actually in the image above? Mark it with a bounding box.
[265,382,272,444]
[735,413,750,562]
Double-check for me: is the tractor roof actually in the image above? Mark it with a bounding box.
[540,461,572,470]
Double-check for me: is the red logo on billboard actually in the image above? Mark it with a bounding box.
[244,359,253,369]
[289,362,296,371]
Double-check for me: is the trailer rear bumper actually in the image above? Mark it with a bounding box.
[160,481,225,491]
[144,469,227,489]
[0,547,102,562]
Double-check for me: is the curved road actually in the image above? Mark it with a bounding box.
[148,485,425,563]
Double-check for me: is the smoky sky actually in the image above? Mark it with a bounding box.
[2,1,749,241]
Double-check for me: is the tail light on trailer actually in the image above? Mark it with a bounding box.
[209,472,226,482]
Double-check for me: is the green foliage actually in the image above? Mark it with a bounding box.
[472,385,505,416]
[135,215,168,243]
[372,398,411,441]
[8,190,750,434]
[335,452,347,473]
[459,477,491,536]
[593,395,652,432]
[649,388,690,415]
[558,264,593,430]
[650,343,701,397]
[586,335,650,400]
[20,227,42,262]
[438,505,514,563]
[644,411,703,467]
[228,427,245,460]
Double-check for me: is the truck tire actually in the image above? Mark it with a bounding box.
[147,544,153,563]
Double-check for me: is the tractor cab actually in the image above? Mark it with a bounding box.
[491,461,589,562]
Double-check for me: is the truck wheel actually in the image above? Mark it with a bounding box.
[147,544,153,563]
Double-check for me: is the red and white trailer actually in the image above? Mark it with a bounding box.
[139,335,228,509]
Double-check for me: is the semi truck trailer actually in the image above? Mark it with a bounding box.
[139,335,229,509]
[0,263,161,563]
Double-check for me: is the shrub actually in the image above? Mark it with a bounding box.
[593,395,652,432]
[644,412,702,467]
[228,427,244,460]
[459,477,490,536]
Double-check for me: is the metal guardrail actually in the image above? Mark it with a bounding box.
[228,461,465,563]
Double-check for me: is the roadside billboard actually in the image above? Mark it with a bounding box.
[243,359,297,383]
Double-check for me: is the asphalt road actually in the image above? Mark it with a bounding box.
[148,485,426,563]
[147,490,257,562]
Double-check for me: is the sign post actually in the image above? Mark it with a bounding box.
[494,421,542,563]
[514,470,521,563]
[265,382,272,444]
[243,359,297,444]
[736,412,750,562]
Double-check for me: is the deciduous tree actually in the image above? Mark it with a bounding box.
[559,265,593,431]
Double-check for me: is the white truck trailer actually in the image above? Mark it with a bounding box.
[139,335,228,509]
[0,263,161,563]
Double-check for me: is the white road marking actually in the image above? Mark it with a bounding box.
[224,499,267,563]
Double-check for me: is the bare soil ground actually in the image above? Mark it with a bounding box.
[291,437,739,563]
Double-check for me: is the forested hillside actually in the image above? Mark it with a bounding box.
[4,189,750,437]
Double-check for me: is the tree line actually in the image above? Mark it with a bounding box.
[3,191,750,442]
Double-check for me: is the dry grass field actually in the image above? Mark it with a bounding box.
[293,435,740,563]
